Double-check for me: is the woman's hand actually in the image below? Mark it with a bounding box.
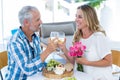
[58,38,66,51]
[75,57,89,65]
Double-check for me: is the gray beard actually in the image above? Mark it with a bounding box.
[29,26,36,32]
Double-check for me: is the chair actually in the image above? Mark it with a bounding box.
[111,50,120,79]
[112,50,120,67]
[11,28,18,35]
[40,21,76,49]
[0,51,8,80]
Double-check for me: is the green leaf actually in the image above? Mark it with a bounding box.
[77,63,84,72]
[75,0,106,8]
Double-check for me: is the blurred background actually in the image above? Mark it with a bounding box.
[0,0,120,51]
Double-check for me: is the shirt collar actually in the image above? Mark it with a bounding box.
[18,26,37,40]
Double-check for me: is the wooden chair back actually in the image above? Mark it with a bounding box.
[0,51,8,69]
[111,50,120,67]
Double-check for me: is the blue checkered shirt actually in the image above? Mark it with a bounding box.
[5,27,46,80]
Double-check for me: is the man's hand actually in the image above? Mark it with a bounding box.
[40,38,58,62]
[46,38,58,53]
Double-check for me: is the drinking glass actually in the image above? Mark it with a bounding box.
[57,32,65,54]
[50,31,59,40]
[50,31,59,59]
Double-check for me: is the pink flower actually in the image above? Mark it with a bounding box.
[68,41,86,57]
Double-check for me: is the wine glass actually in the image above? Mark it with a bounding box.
[50,31,59,59]
[57,32,65,54]
[50,31,59,40]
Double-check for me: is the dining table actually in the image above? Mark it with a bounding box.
[1,65,93,80]
[27,53,94,80]
[2,65,119,80]
[27,70,94,80]
[1,52,120,80]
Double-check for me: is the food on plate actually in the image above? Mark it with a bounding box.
[64,63,73,72]
[46,59,60,71]
[43,60,74,79]
[54,64,65,75]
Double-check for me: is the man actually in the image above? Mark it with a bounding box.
[5,6,57,80]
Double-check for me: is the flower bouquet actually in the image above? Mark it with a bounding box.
[68,41,86,72]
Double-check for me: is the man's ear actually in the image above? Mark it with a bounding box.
[24,19,30,25]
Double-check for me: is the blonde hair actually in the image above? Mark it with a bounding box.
[73,5,106,43]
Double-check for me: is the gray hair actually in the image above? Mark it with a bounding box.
[18,6,38,26]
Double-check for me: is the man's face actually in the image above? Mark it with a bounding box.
[29,10,42,32]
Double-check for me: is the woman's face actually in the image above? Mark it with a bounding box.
[75,9,87,30]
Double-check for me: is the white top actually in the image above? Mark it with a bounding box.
[75,32,115,80]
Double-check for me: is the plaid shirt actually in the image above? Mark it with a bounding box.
[5,27,46,80]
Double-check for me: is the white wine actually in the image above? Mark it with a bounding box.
[50,32,59,43]
[50,37,55,40]
[58,38,64,44]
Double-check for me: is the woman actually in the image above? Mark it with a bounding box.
[60,5,114,80]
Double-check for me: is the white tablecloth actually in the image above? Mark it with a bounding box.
[27,54,94,80]
[1,65,120,80]
[1,66,93,80]
[27,70,93,80]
